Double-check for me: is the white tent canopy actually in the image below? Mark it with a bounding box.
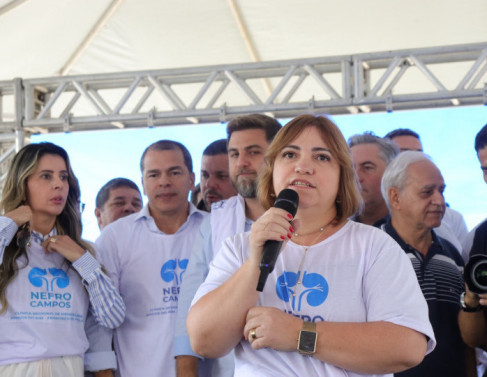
[1,0,486,79]
[0,0,486,145]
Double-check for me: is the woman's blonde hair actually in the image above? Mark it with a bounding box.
[257,114,362,222]
[0,142,92,313]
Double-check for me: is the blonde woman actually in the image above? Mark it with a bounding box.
[0,142,125,377]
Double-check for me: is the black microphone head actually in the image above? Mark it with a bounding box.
[273,189,299,217]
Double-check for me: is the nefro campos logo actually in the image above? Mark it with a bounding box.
[276,271,328,312]
[28,267,72,308]
[160,259,189,285]
[160,259,188,303]
[29,267,69,291]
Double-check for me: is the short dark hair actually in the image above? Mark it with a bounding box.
[475,124,487,153]
[140,140,193,173]
[95,178,141,209]
[384,128,421,140]
[226,114,281,144]
[203,139,227,156]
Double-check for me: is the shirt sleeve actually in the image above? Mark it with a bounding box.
[0,216,18,264]
[84,311,117,372]
[72,251,126,329]
[174,217,212,358]
[363,233,437,355]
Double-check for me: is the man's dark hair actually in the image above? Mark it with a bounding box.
[475,124,487,153]
[96,178,141,209]
[226,114,281,143]
[203,139,227,156]
[384,128,421,140]
[140,140,193,173]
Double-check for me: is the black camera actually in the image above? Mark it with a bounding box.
[464,254,487,294]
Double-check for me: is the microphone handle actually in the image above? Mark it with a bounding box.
[257,239,283,292]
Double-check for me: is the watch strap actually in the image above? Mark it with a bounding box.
[460,292,483,312]
[302,321,316,332]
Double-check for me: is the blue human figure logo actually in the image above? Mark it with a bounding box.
[28,267,69,291]
[276,270,328,311]
[161,259,189,285]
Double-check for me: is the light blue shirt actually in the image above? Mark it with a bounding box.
[0,216,125,366]
[174,195,252,377]
[95,204,207,377]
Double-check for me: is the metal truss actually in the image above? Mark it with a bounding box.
[0,42,486,180]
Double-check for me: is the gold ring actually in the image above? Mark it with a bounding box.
[250,328,257,340]
[50,237,57,244]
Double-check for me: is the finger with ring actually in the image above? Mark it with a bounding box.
[50,237,57,244]
[250,328,257,340]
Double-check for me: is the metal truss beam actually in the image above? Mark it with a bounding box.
[0,42,486,162]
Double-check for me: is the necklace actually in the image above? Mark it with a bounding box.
[292,220,334,297]
[293,226,324,238]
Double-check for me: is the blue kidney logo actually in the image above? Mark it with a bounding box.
[276,270,328,311]
[161,259,189,285]
[28,267,70,291]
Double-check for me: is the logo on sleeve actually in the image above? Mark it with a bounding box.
[276,271,328,312]
[28,267,72,308]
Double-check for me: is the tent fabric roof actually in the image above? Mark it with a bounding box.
[1,0,486,80]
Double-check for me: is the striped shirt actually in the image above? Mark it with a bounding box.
[383,221,466,377]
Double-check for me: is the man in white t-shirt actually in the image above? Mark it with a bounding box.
[174,114,282,377]
[93,140,207,377]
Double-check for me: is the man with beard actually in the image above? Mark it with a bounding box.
[174,114,281,377]
[198,139,237,211]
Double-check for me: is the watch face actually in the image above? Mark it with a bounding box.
[299,330,317,353]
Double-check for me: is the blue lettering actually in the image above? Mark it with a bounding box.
[163,287,180,295]
[163,296,178,303]
[282,310,324,323]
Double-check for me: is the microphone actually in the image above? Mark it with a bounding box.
[256,188,299,292]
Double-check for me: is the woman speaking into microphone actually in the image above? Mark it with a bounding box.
[0,142,125,377]
[188,114,435,377]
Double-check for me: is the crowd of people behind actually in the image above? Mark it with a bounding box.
[1,113,487,377]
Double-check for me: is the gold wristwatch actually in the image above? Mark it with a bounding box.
[297,321,317,355]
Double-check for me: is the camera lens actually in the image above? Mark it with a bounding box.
[474,263,487,287]
[465,255,487,294]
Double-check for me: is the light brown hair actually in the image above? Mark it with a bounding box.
[257,114,362,222]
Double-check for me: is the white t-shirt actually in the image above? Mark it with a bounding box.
[96,204,206,377]
[193,221,436,377]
